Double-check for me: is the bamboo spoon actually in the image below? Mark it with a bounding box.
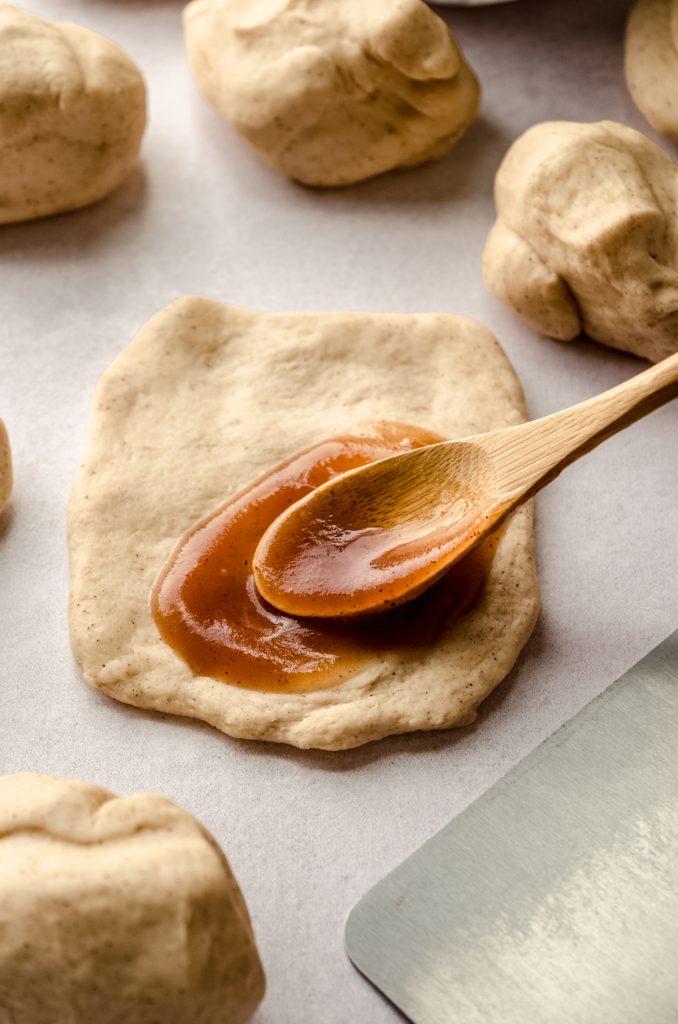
[253,351,678,619]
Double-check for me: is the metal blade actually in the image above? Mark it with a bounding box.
[346,629,678,1024]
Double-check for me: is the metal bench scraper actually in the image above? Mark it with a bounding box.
[345,629,678,1024]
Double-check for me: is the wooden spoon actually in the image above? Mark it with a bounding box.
[253,351,678,618]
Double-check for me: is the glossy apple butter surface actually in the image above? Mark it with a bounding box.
[152,422,499,694]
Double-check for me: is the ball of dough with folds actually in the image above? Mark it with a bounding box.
[626,0,678,142]
[183,0,480,186]
[482,120,678,362]
[0,419,11,513]
[0,773,265,1024]
[0,4,146,224]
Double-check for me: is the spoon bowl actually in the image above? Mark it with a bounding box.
[254,440,504,617]
[254,350,678,618]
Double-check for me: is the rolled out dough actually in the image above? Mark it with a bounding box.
[69,298,539,750]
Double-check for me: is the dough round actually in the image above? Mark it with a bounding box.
[69,297,539,751]
[0,4,146,224]
[183,0,480,186]
[626,0,678,142]
[0,418,11,514]
[482,120,678,362]
[0,772,265,1024]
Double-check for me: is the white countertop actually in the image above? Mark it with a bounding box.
[1,1,677,1021]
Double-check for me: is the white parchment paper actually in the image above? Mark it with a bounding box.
[1,1,676,1021]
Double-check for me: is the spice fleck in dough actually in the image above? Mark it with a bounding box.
[0,772,265,1024]
[0,4,146,223]
[483,120,678,363]
[183,0,480,186]
[69,297,539,751]
[626,0,678,142]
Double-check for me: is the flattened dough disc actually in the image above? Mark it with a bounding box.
[69,298,539,750]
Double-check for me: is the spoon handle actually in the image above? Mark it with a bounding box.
[483,351,678,498]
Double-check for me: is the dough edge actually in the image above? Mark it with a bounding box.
[0,418,11,514]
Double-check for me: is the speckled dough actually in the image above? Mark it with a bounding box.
[69,298,538,750]
[483,120,678,362]
[0,5,146,223]
[0,419,11,513]
[0,772,265,1024]
[626,0,678,141]
[183,0,480,186]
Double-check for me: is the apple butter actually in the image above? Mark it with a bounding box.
[152,422,499,694]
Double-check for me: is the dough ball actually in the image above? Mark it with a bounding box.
[69,297,539,751]
[626,0,678,142]
[183,0,480,186]
[0,4,146,223]
[0,419,11,513]
[0,773,265,1024]
[482,120,678,362]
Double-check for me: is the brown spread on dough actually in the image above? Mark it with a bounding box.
[152,421,499,694]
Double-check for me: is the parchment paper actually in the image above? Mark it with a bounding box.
[1,1,676,1021]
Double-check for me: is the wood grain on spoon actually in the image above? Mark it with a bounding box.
[254,351,678,618]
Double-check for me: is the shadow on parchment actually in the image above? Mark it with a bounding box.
[0,164,149,262]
